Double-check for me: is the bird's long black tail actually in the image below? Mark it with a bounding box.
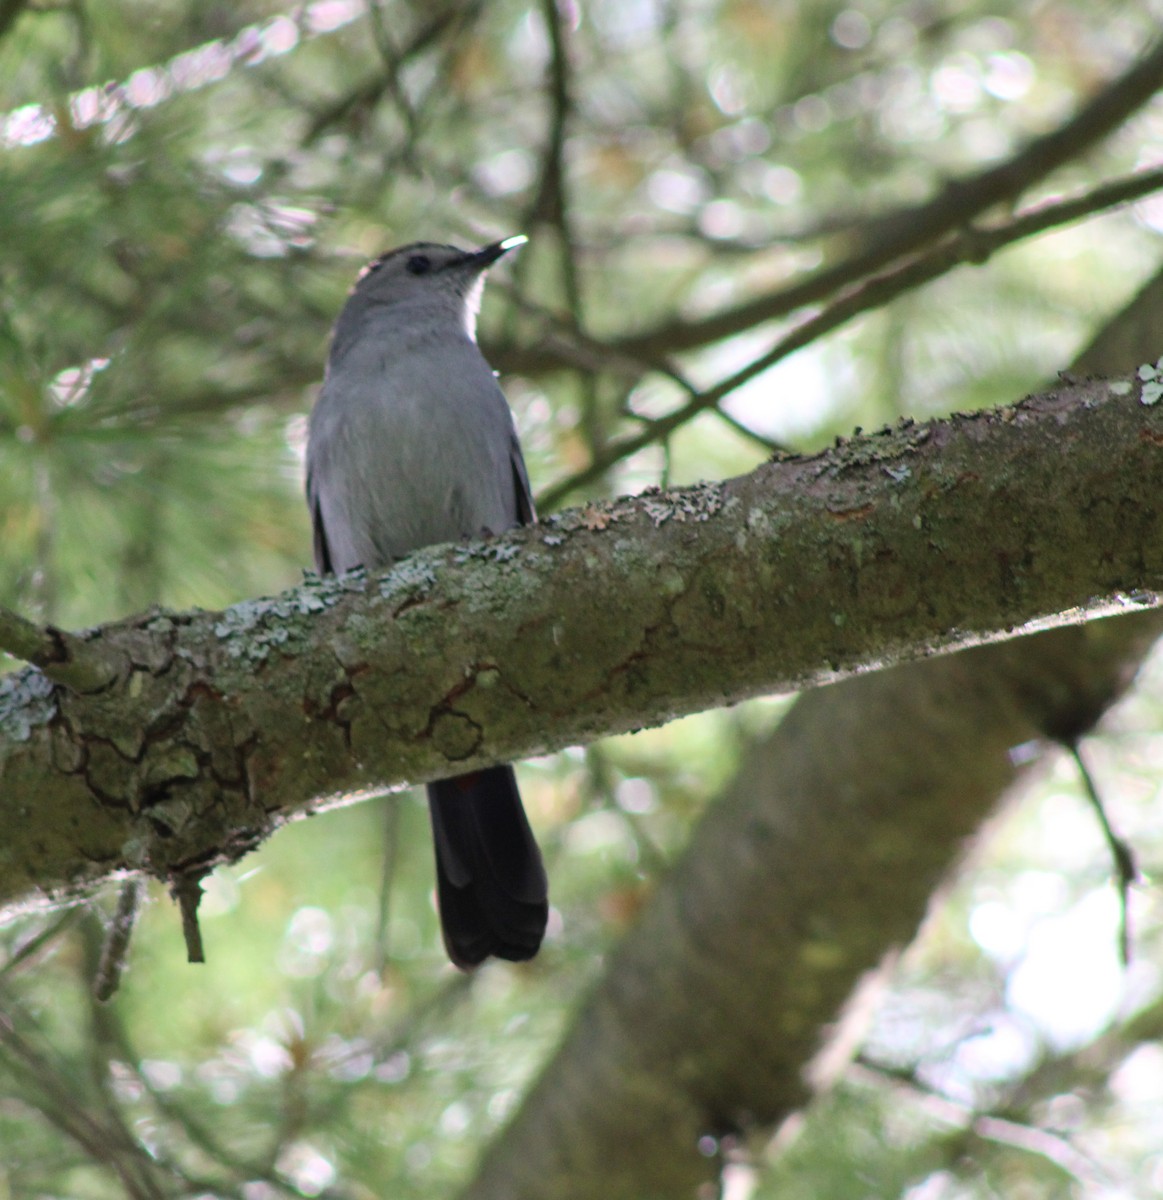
[427,766,548,969]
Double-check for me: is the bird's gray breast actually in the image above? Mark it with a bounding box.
[308,333,521,572]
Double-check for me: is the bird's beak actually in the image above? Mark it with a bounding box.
[464,234,528,269]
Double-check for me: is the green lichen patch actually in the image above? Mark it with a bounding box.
[0,668,57,743]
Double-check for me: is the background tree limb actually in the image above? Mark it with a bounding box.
[455,266,1163,1200]
[493,33,1163,378]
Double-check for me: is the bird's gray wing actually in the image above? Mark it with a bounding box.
[510,429,536,527]
[306,463,335,575]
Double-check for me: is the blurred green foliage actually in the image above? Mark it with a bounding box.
[2,1,1163,1197]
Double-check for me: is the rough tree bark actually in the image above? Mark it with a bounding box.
[1,374,1161,913]
[456,270,1163,1200]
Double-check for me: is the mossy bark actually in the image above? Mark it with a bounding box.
[2,375,1162,912]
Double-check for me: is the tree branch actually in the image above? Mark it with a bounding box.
[302,3,485,144]
[0,605,126,693]
[495,34,1163,380]
[461,617,1162,1200]
[611,33,1163,359]
[1,376,1162,914]
[536,165,1163,508]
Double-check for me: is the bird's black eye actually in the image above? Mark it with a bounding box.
[406,254,432,275]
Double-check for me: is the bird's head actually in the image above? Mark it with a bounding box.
[345,236,526,342]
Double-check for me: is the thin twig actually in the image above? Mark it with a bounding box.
[530,0,583,317]
[0,910,81,982]
[94,992,309,1196]
[610,34,1163,359]
[712,404,787,454]
[538,164,1163,508]
[303,2,485,144]
[374,797,401,975]
[1068,741,1137,966]
[94,879,144,1002]
[0,1006,165,1200]
[171,874,207,964]
[366,0,424,171]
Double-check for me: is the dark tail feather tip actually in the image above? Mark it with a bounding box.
[427,766,548,968]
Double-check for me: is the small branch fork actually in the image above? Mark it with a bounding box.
[0,604,125,693]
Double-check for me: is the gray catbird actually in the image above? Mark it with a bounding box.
[306,237,548,969]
